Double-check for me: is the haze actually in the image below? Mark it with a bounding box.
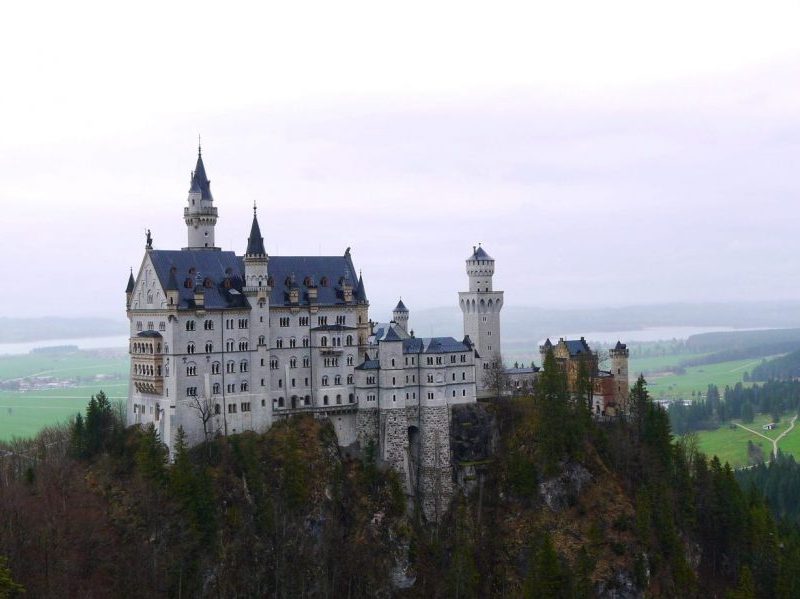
[1,1,799,321]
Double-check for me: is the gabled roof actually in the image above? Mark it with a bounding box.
[468,245,493,261]
[402,336,471,354]
[355,359,381,370]
[371,322,410,342]
[245,211,266,256]
[563,338,592,357]
[188,150,213,201]
[394,299,408,312]
[148,249,250,310]
[268,253,365,307]
[126,271,135,293]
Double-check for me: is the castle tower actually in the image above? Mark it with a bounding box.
[184,145,219,249]
[458,244,504,396]
[393,299,409,333]
[243,205,272,431]
[610,341,630,412]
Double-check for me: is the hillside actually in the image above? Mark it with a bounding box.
[2,381,800,597]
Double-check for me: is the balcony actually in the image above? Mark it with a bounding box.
[184,206,218,217]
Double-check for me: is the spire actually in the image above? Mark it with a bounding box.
[188,146,213,201]
[125,269,135,293]
[355,272,367,303]
[394,298,408,312]
[246,206,266,256]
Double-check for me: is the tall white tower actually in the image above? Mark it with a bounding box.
[458,245,503,395]
[184,146,219,249]
[392,299,409,333]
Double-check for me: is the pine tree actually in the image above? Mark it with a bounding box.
[523,531,567,598]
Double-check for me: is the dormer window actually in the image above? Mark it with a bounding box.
[320,276,328,287]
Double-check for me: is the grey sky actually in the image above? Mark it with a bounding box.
[1,1,799,320]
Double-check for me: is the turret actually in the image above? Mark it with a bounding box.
[243,204,269,294]
[125,269,135,308]
[610,341,630,410]
[393,299,409,332]
[466,244,494,292]
[184,145,219,249]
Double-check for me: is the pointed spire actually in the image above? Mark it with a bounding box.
[355,272,367,303]
[188,145,213,200]
[394,298,408,312]
[246,206,266,256]
[126,269,135,293]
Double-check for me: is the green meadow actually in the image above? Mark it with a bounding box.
[0,350,128,442]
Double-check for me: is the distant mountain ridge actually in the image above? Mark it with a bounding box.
[0,317,127,343]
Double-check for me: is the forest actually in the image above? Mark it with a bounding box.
[1,356,800,597]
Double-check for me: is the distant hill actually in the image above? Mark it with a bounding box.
[0,317,127,343]
[749,349,800,381]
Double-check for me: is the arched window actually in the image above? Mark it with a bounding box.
[212,362,220,374]
[241,381,248,392]
[240,360,248,372]
[289,337,296,348]
[321,336,328,347]
[323,395,329,405]
[186,320,195,331]
[302,337,309,348]
[346,335,353,346]
[205,341,213,353]
[322,376,329,386]
[336,394,342,405]
[204,319,214,330]
[346,355,353,366]
[276,338,283,349]
[334,375,341,385]
[258,335,265,346]
[213,383,221,394]
[349,393,354,403]
[289,357,297,368]
[239,341,249,351]
[320,276,328,287]
[187,342,195,354]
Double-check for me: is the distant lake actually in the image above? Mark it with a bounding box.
[0,335,129,356]
[538,326,756,346]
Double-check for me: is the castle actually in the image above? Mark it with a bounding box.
[125,147,628,519]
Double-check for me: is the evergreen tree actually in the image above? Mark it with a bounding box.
[523,531,568,598]
[0,555,24,598]
[136,424,167,485]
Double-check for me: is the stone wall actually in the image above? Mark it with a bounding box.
[418,405,454,521]
[356,408,379,449]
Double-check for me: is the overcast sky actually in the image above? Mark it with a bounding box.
[1,1,799,320]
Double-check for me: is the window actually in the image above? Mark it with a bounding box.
[186,320,195,331]
[322,376,329,386]
[346,355,353,366]
[321,336,328,347]
[270,358,278,370]
[318,316,328,326]
[226,361,235,373]
[347,374,353,384]
[226,339,234,351]
[289,337,296,348]
[336,315,346,325]
[291,378,296,387]
[334,375,341,385]
[302,336,309,348]
[279,317,290,327]
[391,358,395,367]
[427,392,434,400]
[320,277,328,287]
[392,377,396,385]
[241,402,251,412]
[228,403,237,414]
[186,365,197,376]
[136,321,143,332]
[261,378,265,386]
[204,319,214,330]
[215,403,221,414]
[159,322,166,332]
[426,357,433,365]
[240,360,248,372]
[187,342,195,354]
[239,341,249,351]
[436,357,443,365]
[278,397,285,408]
[452,390,456,397]
[227,383,235,393]
[460,354,466,363]
[186,387,197,397]
[213,383,221,394]
[289,357,297,368]
[299,316,309,326]
[452,373,456,381]
[205,342,213,353]
[427,374,434,383]
[278,379,283,388]
[238,318,248,329]
[276,338,283,349]
[462,372,466,380]
[336,394,342,404]
[240,382,248,392]
[323,395,329,405]
[258,335,265,346]
[411,357,415,365]
[451,355,456,364]
[367,376,376,385]
[303,356,310,368]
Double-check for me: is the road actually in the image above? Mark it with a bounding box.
[735,414,798,459]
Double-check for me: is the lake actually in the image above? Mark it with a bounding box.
[0,335,130,356]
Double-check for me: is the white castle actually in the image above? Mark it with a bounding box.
[126,148,504,518]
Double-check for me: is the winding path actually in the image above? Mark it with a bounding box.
[735,414,798,459]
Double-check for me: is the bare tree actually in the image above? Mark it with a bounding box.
[482,356,507,400]
[189,394,216,444]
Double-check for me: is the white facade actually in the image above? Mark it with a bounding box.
[126,149,499,519]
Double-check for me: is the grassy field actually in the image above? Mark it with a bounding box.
[695,412,799,467]
[0,350,128,442]
[629,352,710,375]
[644,357,768,400]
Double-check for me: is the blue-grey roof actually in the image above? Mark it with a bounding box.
[614,341,627,351]
[126,271,135,293]
[394,299,408,312]
[311,324,357,331]
[564,339,592,357]
[505,366,539,374]
[189,151,213,201]
[468,245,493,261]
[371,322,410,342]
[402,337,470,354]
[355,359,380,370]
[137,330,162,338]
[246,212,266,256]
[268,254,366,307]
[148,249,250,310]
